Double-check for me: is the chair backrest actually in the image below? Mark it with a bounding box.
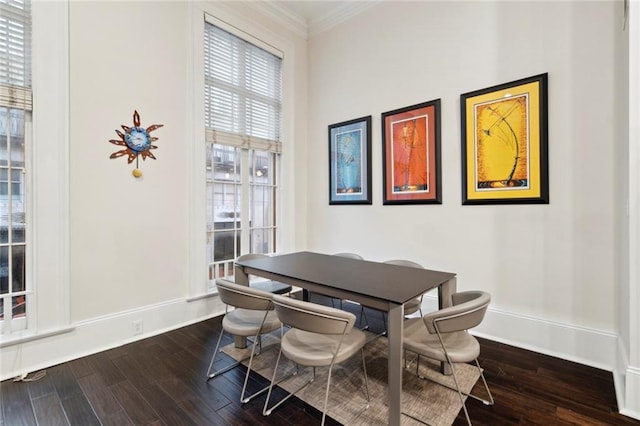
[215,278,275,311]
[383,259,423,269]
[333,252,364,260]
[237,253,268,262]
[272,295,356,335]
[422,291,490,334]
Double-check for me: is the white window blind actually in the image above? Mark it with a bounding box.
[0,0,31,109]
[204,20,282,153]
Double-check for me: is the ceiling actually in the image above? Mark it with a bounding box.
[267,1,379,37]
[271,1,348,22]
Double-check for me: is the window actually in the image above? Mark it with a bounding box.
[0,0,30,334]
[203,19,282,282]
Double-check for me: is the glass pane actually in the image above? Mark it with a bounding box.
[12,244,24,292]
[8,110,25,140]
[0,168,7,244]
[250,228,273,254]
[213,144,240,179]
[0,111,7,167]
[0,246,7,294]
[212,182,240,227]
[0,168,6,192]
[206,232,214,265]
[213,230,240,262]
[206,180,214,232]
[10,136,24,167]
[251,184,267,227]
[12,295,25,318]
[11,169,24,243]
[249,150,271,184]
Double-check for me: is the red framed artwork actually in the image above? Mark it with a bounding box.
[381,99,441,205]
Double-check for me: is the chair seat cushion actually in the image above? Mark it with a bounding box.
[223,308,281,337]
[250,280,292,295]
[281,328,366,367]
[403,317,479,363]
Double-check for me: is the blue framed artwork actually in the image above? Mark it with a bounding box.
[328,116,372,205]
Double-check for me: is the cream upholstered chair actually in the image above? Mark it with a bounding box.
[206,278,282,404]
[332,252,364,309]
[384,259,426,317]
[358,259,426,335]
[236,253,292,295]
[309,252,363,310]
[263,295,370,425]
[403,291,494,425]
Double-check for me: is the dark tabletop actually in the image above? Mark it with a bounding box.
[235,251,456,305]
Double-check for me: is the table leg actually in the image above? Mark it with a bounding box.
[233,265,249,349]
[387,303,403,426]
[438,276,457,375]
[438,276,456,309]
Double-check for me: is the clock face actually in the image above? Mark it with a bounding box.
[125,127,152,152]
[109,110,163,166]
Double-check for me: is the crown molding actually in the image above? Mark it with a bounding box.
[252,1,308,39]
[308,1,381,38]
[255,1,382,40]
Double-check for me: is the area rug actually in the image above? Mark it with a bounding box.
[222,333,480,425]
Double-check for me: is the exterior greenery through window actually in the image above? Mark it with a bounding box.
[203,18,282,281]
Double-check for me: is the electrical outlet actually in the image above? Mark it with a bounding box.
[132,320,143,336]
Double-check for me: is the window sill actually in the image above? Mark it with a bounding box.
[0,326,75,349]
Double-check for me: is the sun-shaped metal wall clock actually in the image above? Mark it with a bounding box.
[109,110,164,178]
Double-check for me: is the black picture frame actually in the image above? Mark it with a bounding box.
[460,73,549,205]
[381,99,442,205]
[328,116,372,205]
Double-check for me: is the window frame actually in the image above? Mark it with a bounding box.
[204,20,282,284]
[0,0,70,344]
[187,3,296,298]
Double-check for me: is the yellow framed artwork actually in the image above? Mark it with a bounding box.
[460,73,548,204]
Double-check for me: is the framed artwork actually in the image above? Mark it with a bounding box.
[328,115,372,205]
[460,73,549,204]
[381,99,441,205]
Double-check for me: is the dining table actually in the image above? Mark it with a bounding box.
[234,251,457,426]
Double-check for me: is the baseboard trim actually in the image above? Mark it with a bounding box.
[619,366,640,420]
[0,295,226,382]
[422,295,618,371]
[0,293,626,396]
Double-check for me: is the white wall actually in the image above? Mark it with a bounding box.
[1,0,309,381]
[70,1,191,321]
[306,1,624,364]
[1,1,635,418]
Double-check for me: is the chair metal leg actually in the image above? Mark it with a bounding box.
[319,351,370,425]
[207,328,244,379]
[446,360,472,425]
[473,359,494,406]
[321,363,335,426]
[404,347,493,425]
[240,334,267,403]
[207,324,268,381]
[263,351,312,417]
[360,348,370,405]
[359,305,370,330]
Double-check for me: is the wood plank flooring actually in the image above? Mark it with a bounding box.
[1,295,638,425]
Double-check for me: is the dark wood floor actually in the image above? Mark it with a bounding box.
[1,295,638,426]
